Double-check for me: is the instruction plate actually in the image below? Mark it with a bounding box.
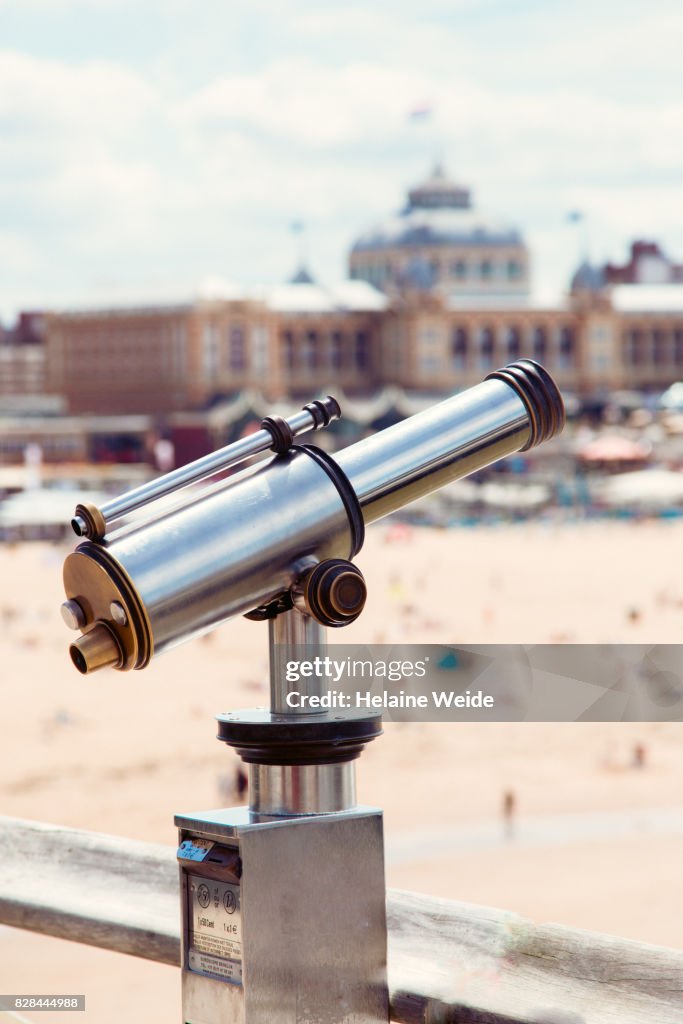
[187,873,242,985]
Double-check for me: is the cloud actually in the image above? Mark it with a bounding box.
[0,0,129,7]
[1,2,683,316]
[0,49,155,136]
[173,60,433,150]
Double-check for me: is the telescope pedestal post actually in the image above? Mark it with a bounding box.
[176,607,389,1023]
[267,609,327,715]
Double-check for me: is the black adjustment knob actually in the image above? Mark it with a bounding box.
[302,559,367,627]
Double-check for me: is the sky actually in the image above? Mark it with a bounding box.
[1,0,682,320]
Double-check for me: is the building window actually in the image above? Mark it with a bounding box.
[479,327,495,369]
[331,331,344,370]
[480,260,493,281]
[251,325,268,373]
[626,329,642,366]
[652,329,667,366]
[420,327,439,346]
[355,330,370,371]
[558,326,575,369]
[506,326,521,360]
[173,324,186,374]
[282,331,294,371]
[450,260,467,280]
[229,325,246,371]
[508,260,522,280]
[420,354,440,374]
[533,326,547,361]
[203,323,219,375]
[451,326,468,370]
[302,330,319,370]
[674,330,683,366]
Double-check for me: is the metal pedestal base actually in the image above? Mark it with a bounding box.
[176,806,388,1024]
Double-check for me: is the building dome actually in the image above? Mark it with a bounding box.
[570,260,605,293]
[349,164,529,298]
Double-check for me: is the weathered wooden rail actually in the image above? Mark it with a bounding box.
[0,816,681,1023]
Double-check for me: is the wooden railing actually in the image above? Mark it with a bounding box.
[1,816,681,1023]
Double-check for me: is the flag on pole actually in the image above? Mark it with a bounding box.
[407,103,433,122]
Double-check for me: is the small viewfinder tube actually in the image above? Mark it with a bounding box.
[71,396,341,540]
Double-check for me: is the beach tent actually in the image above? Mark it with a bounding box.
[479,482,551,510]
[597,469,683,509]
[0,488,108,532]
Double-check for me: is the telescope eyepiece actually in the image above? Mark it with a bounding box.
[71,516,87,538]
[69,624,123,674]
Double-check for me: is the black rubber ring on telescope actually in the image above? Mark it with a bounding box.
[261,415,295,454]
[294,444,365,558]
[485,359,565,451]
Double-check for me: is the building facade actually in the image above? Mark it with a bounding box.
[3,167,683,426]
[31,283,683,417]
[38,283,387,415]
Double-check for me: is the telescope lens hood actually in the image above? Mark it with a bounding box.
[486,359,565,451]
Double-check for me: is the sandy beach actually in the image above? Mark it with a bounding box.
[2,519,683,1020]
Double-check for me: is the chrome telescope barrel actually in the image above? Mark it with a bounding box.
[71,396,341,540]
[62,360,564,674]
[337,360,562,523]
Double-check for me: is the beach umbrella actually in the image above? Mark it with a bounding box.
[578,434,652,464]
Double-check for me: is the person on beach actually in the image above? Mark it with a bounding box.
[502,789,516,840]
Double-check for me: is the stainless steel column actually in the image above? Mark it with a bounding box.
[248,762,356,816]
[268,610,327,714]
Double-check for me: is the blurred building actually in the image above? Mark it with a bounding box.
[0,312,47,400]
[44,297,280,415]
[603,241,683,285]
[349,164,530,302]
[570,263,683,393]
[39,280,387,416]
[3,165,683,456]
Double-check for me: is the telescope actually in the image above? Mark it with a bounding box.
[60,359,564,1024]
